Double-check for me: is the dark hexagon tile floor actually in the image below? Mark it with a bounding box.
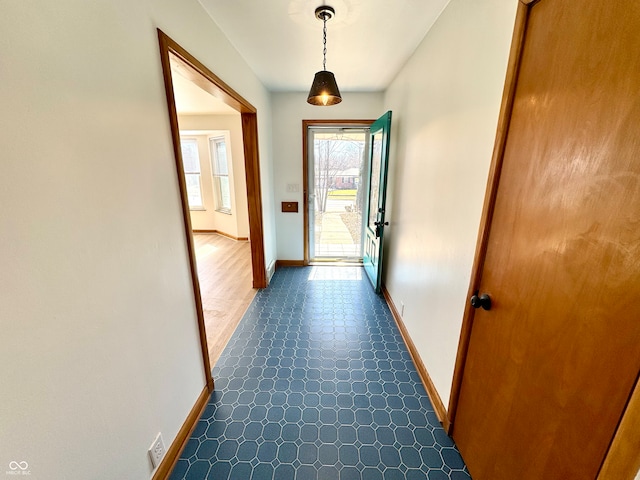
[169,266,471,480]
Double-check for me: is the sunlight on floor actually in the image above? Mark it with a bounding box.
[195,243,219,260]
[307,265,363,281]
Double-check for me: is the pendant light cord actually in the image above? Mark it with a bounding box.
[322,14,327,71]
[307,5,341,105]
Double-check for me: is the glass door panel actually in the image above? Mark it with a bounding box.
[307,127,369,262]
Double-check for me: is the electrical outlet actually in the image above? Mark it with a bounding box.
[148,433,165,469]
[400,302,405,317]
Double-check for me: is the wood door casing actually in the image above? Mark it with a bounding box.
[598,375,640,480]
[452,1,640,479]
[158,30,268,394]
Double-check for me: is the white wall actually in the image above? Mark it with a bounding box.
[179,114,250,238]
[382,0,518,408]
[0,1,274,479]
[271,92,384,260]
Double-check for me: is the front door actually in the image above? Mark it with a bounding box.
[363,111,392,293]
[306,125,370,262]
[453,2,640,479]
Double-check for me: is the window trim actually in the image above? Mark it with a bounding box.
[209,135,232,215]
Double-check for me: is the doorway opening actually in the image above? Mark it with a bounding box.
[172,74,257,369]
[158,30,267,389]
[303,120,374,264]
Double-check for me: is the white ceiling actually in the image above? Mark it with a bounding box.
[197,0,451,92]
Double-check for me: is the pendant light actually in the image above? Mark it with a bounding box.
[307,5,342,106]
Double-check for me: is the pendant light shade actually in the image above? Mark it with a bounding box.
[307,6,342,106]
[307,70,342,106]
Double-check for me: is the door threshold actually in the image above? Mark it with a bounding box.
[309,259,363,266]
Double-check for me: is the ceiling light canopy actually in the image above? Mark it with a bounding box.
[307,6,342,106]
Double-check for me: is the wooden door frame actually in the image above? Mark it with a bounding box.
[447,1,640,477]
[157,30,267,392]
[302,119,374,265]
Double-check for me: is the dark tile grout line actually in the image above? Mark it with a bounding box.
[170,266,471,480]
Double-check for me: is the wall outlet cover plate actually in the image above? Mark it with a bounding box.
[148,432,166,469]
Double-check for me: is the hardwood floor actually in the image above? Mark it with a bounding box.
[193,233,257,369]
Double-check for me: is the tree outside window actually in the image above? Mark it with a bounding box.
[313,135,364,213]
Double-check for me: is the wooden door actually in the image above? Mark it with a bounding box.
[452,1,640,479]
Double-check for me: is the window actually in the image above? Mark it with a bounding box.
[209,136,232,214]
[180,138,204,209]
